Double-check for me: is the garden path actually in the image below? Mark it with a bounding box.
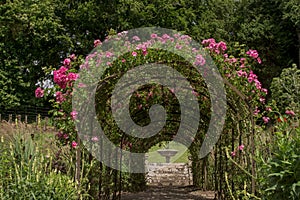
[121,186,215,200]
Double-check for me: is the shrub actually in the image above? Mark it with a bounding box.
[260,122,300,200]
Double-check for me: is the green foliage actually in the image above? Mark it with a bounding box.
[0,135,75,199]
[260,124,300,200]
[0,127,91,200]
[0,0,72,109]
[1,0,299,108]
[235,0,299,87]
[270,64,300,114]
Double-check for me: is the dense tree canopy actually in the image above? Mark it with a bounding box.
[0,0,299,110]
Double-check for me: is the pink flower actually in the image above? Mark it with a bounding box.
[254,107,260,115]
[70,110,78,120]
[261,88,268,94]
[106,52,113,58]
[285,110,295,116]
[247,71,258,83]
[217,41,227,52]
[151,33,158,38]
[63,58,71,67]
[122,59,126,63]
[148,91,153,98]
[238,144,245,151]
[231,151,236,157]
[142,49,148,56]
[263,116,270,124]
[91,136,99,142]
[94,39,102,47]
[255,81,262,90]
[63,134,69,139]
[257,57,262,64]
[53,66,68,89]
[78,83,87,88]
[194,54,206,66]
[56,131,63,138]
[67,72,79,81]
[162,34,171,40]
[228,58,237,64]
[175,43,182,49]
[138,104,142,110]
[246,49,259,59]
[201,38,215,45]
[266,107,272,112]
[55,91,65,104]
[35,87,44,98]
[132,51,137,57]
[70,54,76,60]
[192,90,199,97]
[132,36,140,41]
[71,141,78,148]
[259,97,265,104]
[237,70,247,77]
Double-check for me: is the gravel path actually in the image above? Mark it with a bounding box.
[121,186,215,200]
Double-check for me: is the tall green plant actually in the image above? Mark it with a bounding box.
[259,121,300,200]
[0,129,92,199]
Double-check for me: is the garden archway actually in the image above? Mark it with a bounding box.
[46,29,268,199]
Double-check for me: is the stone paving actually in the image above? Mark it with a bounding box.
[121,186,215,200]
[146,163,192,186]
[121,163,215,200]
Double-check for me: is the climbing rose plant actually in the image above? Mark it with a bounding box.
[36,31,272,149]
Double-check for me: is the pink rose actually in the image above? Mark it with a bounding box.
[35,87,44,98]
[231,151,236,157]
[285,110,295,116]
[63,58,71,67]
[94,39,102,47]
[239,144,245,151]
[132,51,137,57]
[263,116,270,124]
[55,91,65,104]
[67,72,79,81]
[70,110,78,120]
[71,141,78,148]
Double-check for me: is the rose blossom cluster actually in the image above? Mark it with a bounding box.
[246,49,261,64]
[37,31,276,149]
[201,38,227,54]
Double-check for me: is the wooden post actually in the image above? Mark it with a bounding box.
[36,115,38,130]
[43,117,48,131]
[17,115,21,127]
[8,114,12,123]
[250,112,256,195]
[0,114,2,122]
[75,134,81,199]
[25,115,28,127]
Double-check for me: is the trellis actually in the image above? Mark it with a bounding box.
[75,50,259,200]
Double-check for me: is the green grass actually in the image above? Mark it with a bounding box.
[147,141,190,163]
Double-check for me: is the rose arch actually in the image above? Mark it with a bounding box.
[36,28,270,199]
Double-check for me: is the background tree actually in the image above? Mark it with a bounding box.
[0,0,72,109]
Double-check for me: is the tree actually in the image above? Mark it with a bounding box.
[0,0,72,110]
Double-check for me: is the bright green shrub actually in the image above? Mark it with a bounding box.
[260,124,300,200]
[270,64,300,114]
